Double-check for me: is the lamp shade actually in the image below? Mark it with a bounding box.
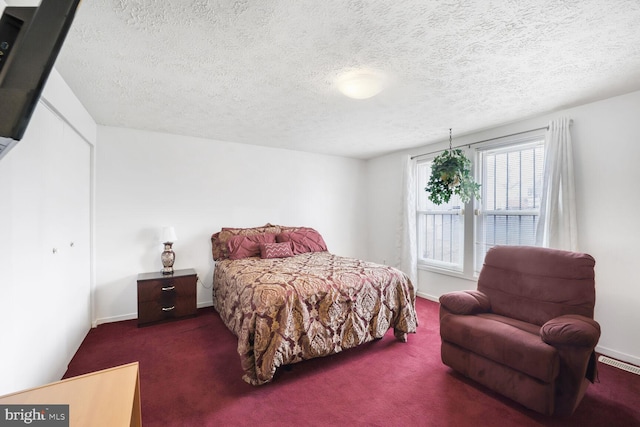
[160,226,177,243]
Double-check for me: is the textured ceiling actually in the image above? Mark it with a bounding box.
[45,0,640,158]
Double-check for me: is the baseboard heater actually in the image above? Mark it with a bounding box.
[598,355,640,376]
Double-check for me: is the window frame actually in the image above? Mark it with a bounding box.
[415,156,466,274]
[474,136,546,274]
[415,131,546,279]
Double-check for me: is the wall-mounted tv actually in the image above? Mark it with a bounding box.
[0,0,81,160]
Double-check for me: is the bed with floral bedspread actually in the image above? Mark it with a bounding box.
[211,224,418,385]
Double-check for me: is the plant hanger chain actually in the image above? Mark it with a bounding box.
[449,128,453,152]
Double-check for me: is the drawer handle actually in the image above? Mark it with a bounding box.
[161,286,175,291]
[162,306,175,312]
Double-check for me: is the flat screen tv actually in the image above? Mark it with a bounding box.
[0,0,81,160]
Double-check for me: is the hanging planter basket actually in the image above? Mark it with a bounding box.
[425,136,481,205]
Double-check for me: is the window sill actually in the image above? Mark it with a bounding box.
[417,263,478,283]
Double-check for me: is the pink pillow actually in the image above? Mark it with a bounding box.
[276,228,327,255]
[227,233,276,260]
[260,242,294,259]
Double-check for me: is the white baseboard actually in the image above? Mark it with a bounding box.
[93,312,137,327]
[198,301,214,308]
[416,291,439,302]
[93,302,214,327]
[93,297,639,370]
[596,345,640,367]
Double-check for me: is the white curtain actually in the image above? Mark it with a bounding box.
[535,117,578,251]
[398,155,418,285]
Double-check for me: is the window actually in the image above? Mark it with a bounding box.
[416,160,464,270]
[475,139,545,272]
[416,134,545,276]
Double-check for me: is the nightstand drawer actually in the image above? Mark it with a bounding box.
[138,296,197,324]
[137,276,195,302]
[137,268,197,326]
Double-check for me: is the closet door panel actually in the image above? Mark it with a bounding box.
[41,105,91,370]
[59,123,91,358]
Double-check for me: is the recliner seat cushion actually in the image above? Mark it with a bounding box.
[440,313,559,382]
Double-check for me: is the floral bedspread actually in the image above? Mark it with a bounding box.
[212,251,418,385]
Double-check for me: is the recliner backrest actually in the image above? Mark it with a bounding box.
[477,246,596,325]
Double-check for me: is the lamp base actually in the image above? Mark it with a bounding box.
[161,242,175,275]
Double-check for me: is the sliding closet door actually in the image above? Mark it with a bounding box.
[58,122,91,360]
[0,101,91,392]
[39,102,92,379]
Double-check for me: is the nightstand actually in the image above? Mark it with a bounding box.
[137,268,197,327]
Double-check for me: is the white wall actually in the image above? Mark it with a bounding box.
[366,90,640,367]
[94,126,368,324]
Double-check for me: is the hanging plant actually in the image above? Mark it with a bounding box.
[425,130,481,205]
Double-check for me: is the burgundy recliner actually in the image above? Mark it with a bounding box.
[439,246,600,416]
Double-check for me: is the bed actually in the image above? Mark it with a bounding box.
[211,224,418,385]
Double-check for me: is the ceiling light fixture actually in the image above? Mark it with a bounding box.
[336,69,386,100]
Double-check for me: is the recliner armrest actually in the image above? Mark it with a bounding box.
[540,314,601,347]
[439,290,491,315]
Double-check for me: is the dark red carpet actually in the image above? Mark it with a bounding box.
[64,298,640,426]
